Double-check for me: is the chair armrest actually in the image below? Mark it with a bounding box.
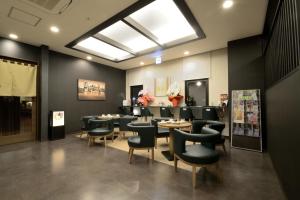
[127,123,153,131]
[174,127,220,143]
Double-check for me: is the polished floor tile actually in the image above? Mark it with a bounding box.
[0,135,286,200]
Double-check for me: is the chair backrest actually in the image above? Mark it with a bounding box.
[208,121,225,134]
[127,123,155,147]
[151,119,159,136]
[140,107,152,117]
[202,106,219,120]
[173,128,220,156]
[119,116,137,131]
[119,106,132,115]
[179,107,194,121]
[192,120,207,133]
[160,107,173,118]
[81,116,96,130]
[88,119,114,131]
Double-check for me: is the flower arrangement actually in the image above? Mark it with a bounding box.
[137,89,155,107]
[167,82,183,107]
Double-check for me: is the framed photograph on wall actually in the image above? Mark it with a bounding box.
[78,79,106,100]
[155,77,168,96]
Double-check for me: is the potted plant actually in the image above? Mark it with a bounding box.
[167,82,183,107]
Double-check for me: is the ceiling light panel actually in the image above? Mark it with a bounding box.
[98,21,158,53]
[127,0,197,45]
[74,37,133,61]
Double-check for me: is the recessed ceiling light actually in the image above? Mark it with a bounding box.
[184,51,189,55]
[223,0,234,9]
[86,56,92,60]
[129,0,197,45]
[75,37,133,61]
[196,81,202,86]
[50,26,60,33]
[9,33,18,39]
[140,61,144,66]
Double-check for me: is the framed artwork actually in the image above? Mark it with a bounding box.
[155,77,168,96]
[78,79,105,100]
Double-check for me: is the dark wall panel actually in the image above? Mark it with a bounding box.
[228,36,265,149]
[265,0,300,88]
[0,37,40,63]
[264,0,300,199]
[48,51,125,133]
[266,69,300,200]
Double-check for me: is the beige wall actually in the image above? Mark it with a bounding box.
[126,48,228,106]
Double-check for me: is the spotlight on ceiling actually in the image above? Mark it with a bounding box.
[9,33,18,39]
[223,0,234,9]
[184,51,190,55]
[50,26,60,33]
[86,56,92,60]
[140,61,144,66]
[196,81,202,86]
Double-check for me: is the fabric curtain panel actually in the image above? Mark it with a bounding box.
[0,60,37,97]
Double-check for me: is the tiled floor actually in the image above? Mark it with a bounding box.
[0,135,286,200]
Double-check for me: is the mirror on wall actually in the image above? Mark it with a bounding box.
[185,79,208,106]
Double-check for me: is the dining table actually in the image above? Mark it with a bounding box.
[158,120,192,161]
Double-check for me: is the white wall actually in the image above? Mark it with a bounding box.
[126,48,228,106]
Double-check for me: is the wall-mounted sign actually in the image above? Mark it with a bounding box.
[53,111,64,127]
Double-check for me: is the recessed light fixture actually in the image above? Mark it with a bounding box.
[9,33,18,39]
[223,0,234,9]
[196,81,202,86]
[50,26,60,33]
[140,61,144,66]
[75,37,133,61]
[67,0,206,62]
[86,56,92,60]
[184,51,190,55]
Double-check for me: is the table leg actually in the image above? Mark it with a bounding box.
[161,128,174,161]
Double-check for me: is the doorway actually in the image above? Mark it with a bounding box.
[130,85,143,106]
[185,79,209,106]
[0,58,37,145]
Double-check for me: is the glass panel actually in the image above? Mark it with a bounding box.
[99,21,157,53]
[128,0,197,45]
[74,37,133,61]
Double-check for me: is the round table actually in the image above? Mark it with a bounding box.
[158,121,192,161]
[97,114,121,119]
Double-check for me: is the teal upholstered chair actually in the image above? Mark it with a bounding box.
[173,127,220,188]
[87,119,114,146]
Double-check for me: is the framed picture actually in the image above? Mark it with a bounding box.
[155,77,168,96]
[78,79,105,100]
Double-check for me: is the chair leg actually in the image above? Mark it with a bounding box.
[104,136,107,147]
[174,155,178,172]
[192,166,196,188]
[151,148,154,162]
[222,144,227,154]
[129,148,134,164]
[166,137,168,143]
[155,138,157,149]
[88,136,91,146]
[112,133,114,143]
